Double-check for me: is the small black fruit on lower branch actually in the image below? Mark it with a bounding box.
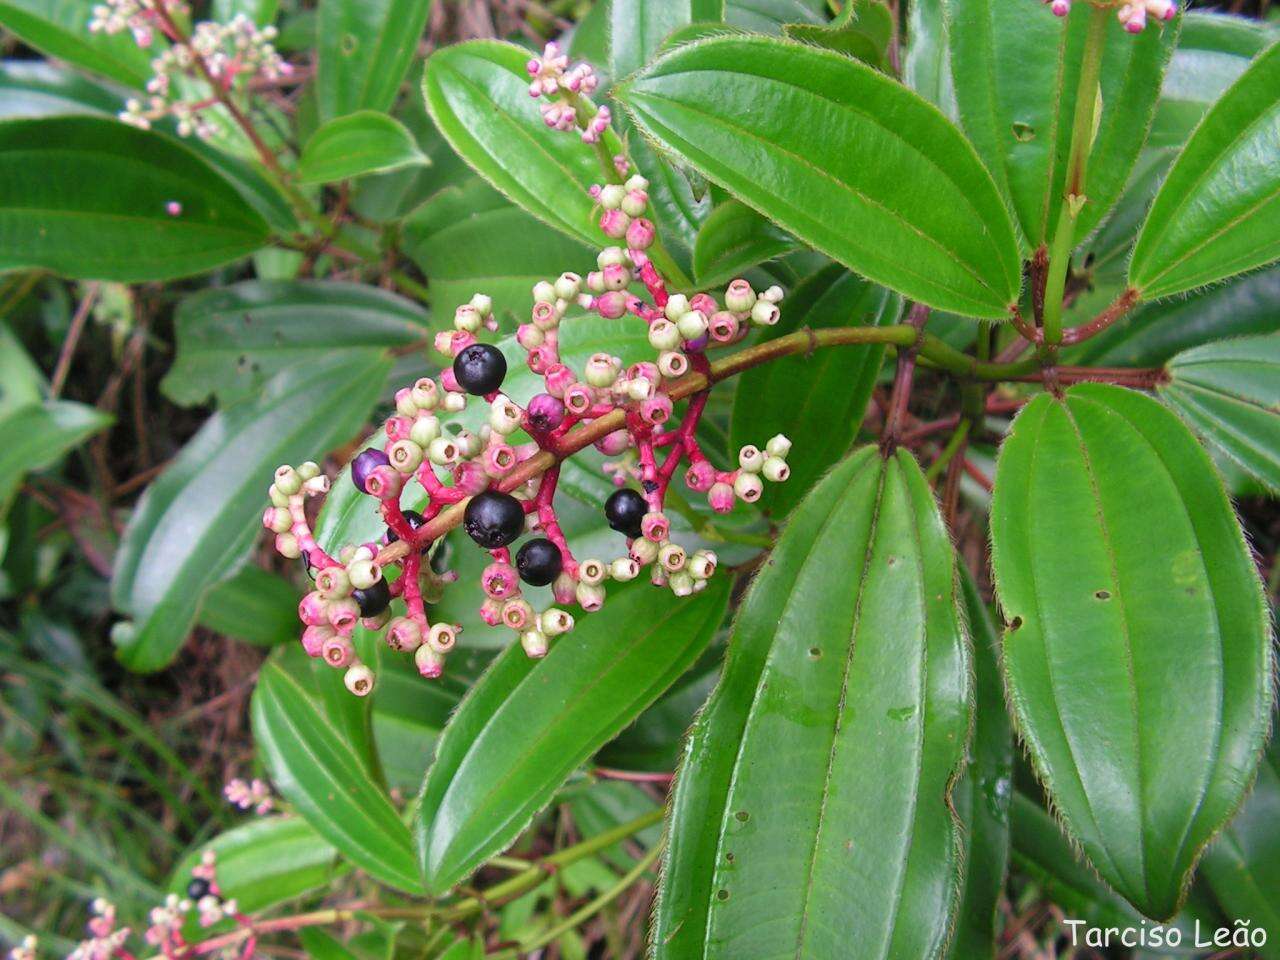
[353,578,391,617]
[605,488,647,538]
[464,490,525,549]
[453,343,507,396]
[517,537,563,586]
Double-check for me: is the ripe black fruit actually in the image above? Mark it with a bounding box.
[353,578,391,617]
[604,488,647,538]
[516,538,563,586]
[187,878,211,901]
[386,509,430,553]
[464,491,524,549]
[452,343,507,396]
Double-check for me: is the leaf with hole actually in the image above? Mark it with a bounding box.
[615,35,1020,317]
[1130,41,1280,299]
[414,577,729,894]
[653,447,972,960]
[990,383,1273,919]
[1159,333,1280,494]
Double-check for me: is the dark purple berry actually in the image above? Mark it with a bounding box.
[386,509,430,554]
[351,448,389,494]
[516,538,563,587]
[463,490,525,549]
[605,488,646,538]
[187,878,211,901]
[352,578,391,618]
[526,393,566,433]
[452,343,507,396]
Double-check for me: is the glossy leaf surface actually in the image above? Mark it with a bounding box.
[422,41,605,247]
[0,117,269,281]
[730,265,898,516]
[415,577,729,894]
[947,0,1176,249]
[1130,41,1280,299]
[112,355,389,672]
[653,447,971,960]
[0,401,112,519]
[253,646,420,892]
[162,281,428,407]
[0,0,151,87]
[298,111,429,184]
[692,199,798,287]
[316,0,432,119]
[990,384,1273,919]
[616,36,1021,317]
[1160,334,1280,494]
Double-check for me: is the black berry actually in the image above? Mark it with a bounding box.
[463,491,525,549]
[386,509,430,554]
[605,488,647,538]
[452,343,507,396]
[187,878,211,901]
[516,538,563,587]
[353,578,391,618]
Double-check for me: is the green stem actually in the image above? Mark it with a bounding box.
[1042,2,1110,347]
[924,418,971,483]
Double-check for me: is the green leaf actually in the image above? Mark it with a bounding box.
[946,0,1177,251]
[783,0,894,69]
[0,116,269,281]
[253,646,421,892]
[112,354,389,672]
[415,577,730,894]
[730,265,899,516]
[611,0,726,79]
[0,0,152,87]
[725,0,823,33]
[692,198,798,287]
[199,563,302,647]
[298,111,429,184]
[1199,744,1280,960]
[316,0,432,120]
[1072,267,1280,369]
[161,281,428,407]
[1159,334,1280,494]
[297,930,362,960]
[989,384,1274,919]
[370,654,465,792]
[946,570,1012,960]
[422,41,606,248]
[402,179,596,319]
[653,447,972,960]
[211,0,279,23]
[615,35,1021,318]
[0,401,112,519]
[903,0,954,115]
[1130,41,1280,300]
[0,59,121,118]
[169,816,340,913]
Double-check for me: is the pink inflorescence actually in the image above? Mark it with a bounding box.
[525,42,610,143]
[266,163,792,696]
[1040,0,1177,30]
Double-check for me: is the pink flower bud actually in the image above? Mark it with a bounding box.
[597,290,628,319]
[298,591,327,626]
[517,323,544,350]
[384,416,414,442]
[625,217,656,250]
[527,343,558,374]
[599,208,631,238]
[480,597,505,626]
[531,300,559,330]
[709,310,741,342]
[601,262,632,291]
[502,598,535,630]
[640,393,673,426]
[386,616,422,652]
[526,393,566,432]
[553,572,578,605]
[482,562,519,599]
[595,429,631,456]
[301,624,334,657]
[708,482,736,514]
[565,382,595,415]
[415,644,444,678]
[328,598,360,636]
[433,330,455,355]
[166,200,182,217]
[685,459,717,493]
[642,511,670,542]
[452,460,490,495]
[440,367,461,393]
[365,465,404,500]
[322,634,355,668]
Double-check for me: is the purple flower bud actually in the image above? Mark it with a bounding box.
[527,393,566,432]
[685,334,709,352]
[351,448,390,494]
[685,460,717,493]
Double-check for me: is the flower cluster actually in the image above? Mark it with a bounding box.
[90,3,290,138]
[224,776,274,815]
[266,159,792,695]
[65,901,129,960]
[526,42,611,143]
[1040,0,1176,31]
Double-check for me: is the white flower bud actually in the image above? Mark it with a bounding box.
[657,351,689,379]
[762,456,791,483]
[664,294,690,321]
[275,532,301,559]
[268,483,290,508]
[428,437,459,466]
[598,183,626,210]
[521,629,549,658]
[347,559,380,590]
[579,557,607,585]
[724,279,755,313]
[540,608,575,636]
[489,396,523,435]
[677,310,708,341]
[669,571,695,597]
[388,438,424,474]
[554,272,582,300]
[443,391,467,412]
[427,622,458,653]
[273,465,302,496]
[765,434,792,459]
[297,461,321,481]
[624,174,649,192]
[689,549,718,580]
[575,581,606,611]
[762,284,785,303]
[411,378,439,410]
[410,414,441,447]
[610,557,640,581]
[532,280,556,304]
[469,292,492,317]
[738,444,764,473]
[454,304,482,332]
[629,537,659,565]
[344,663,375,696]
[658,541,687,572]
[734,471,764,502]
[648,319,682,352]
[597,246,627,269]
[751,299,781,325]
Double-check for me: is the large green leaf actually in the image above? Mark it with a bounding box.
[990,384,1273,919]
[402,178,596,319]
[316,0,432,120]
[0,59,121,118]
[1159,334,1280,495]
[653,447,972,960]
[1069,265,1280,367]
[253,646,421,892]
[730,265,898,517]
[168,816,340,913]
[161,281,428,407]
[415,577,729,894]
[724,0,823,33]
[947,0,1176,251]
[903,0,954,116]
[0,116,269,281]
[199,563,301,648]
[1130,41,1280,300]
[112,354,389,672]
[297,111,429,185]
[422,41,606,248]
[947,571,1012,960]
[615,35,1021,318]
[1199,743,1280,960]
[0,0,152,87]
[0,401,112,519]
[692,198,798,287]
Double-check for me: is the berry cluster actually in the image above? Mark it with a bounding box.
[525,42,611,144]
[90,3,291,138]
[1040,0,1177,32]
[266,158,793,695]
